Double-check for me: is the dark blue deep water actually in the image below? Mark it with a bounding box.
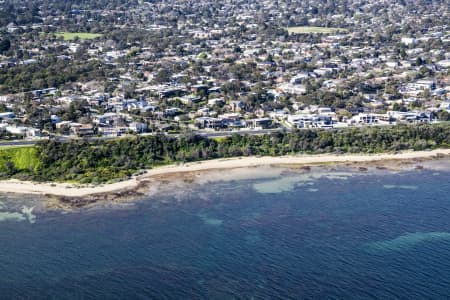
[1,167,450,299]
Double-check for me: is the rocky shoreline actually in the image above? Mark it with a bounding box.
[39,152,450,211]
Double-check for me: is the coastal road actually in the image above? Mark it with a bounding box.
[197,128,292,138]
[0,122,426,148]
[0,140,41,147]
[0,128,293,148]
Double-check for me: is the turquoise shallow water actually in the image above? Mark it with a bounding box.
[1,167,450,299]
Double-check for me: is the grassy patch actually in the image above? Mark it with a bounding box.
[286,26,348,34]
[54,32,104,41]
[211,136,227,142]
[0,146,40,172]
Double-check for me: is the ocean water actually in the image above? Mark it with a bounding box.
[1,166,450,299]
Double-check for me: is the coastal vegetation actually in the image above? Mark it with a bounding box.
[0,124,449,184]
[0,146,40,175]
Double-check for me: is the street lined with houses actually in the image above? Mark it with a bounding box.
[0,0,449,143]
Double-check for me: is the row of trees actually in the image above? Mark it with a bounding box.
[3,123,448,184]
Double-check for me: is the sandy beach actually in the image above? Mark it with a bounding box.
[0,149,449,198]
